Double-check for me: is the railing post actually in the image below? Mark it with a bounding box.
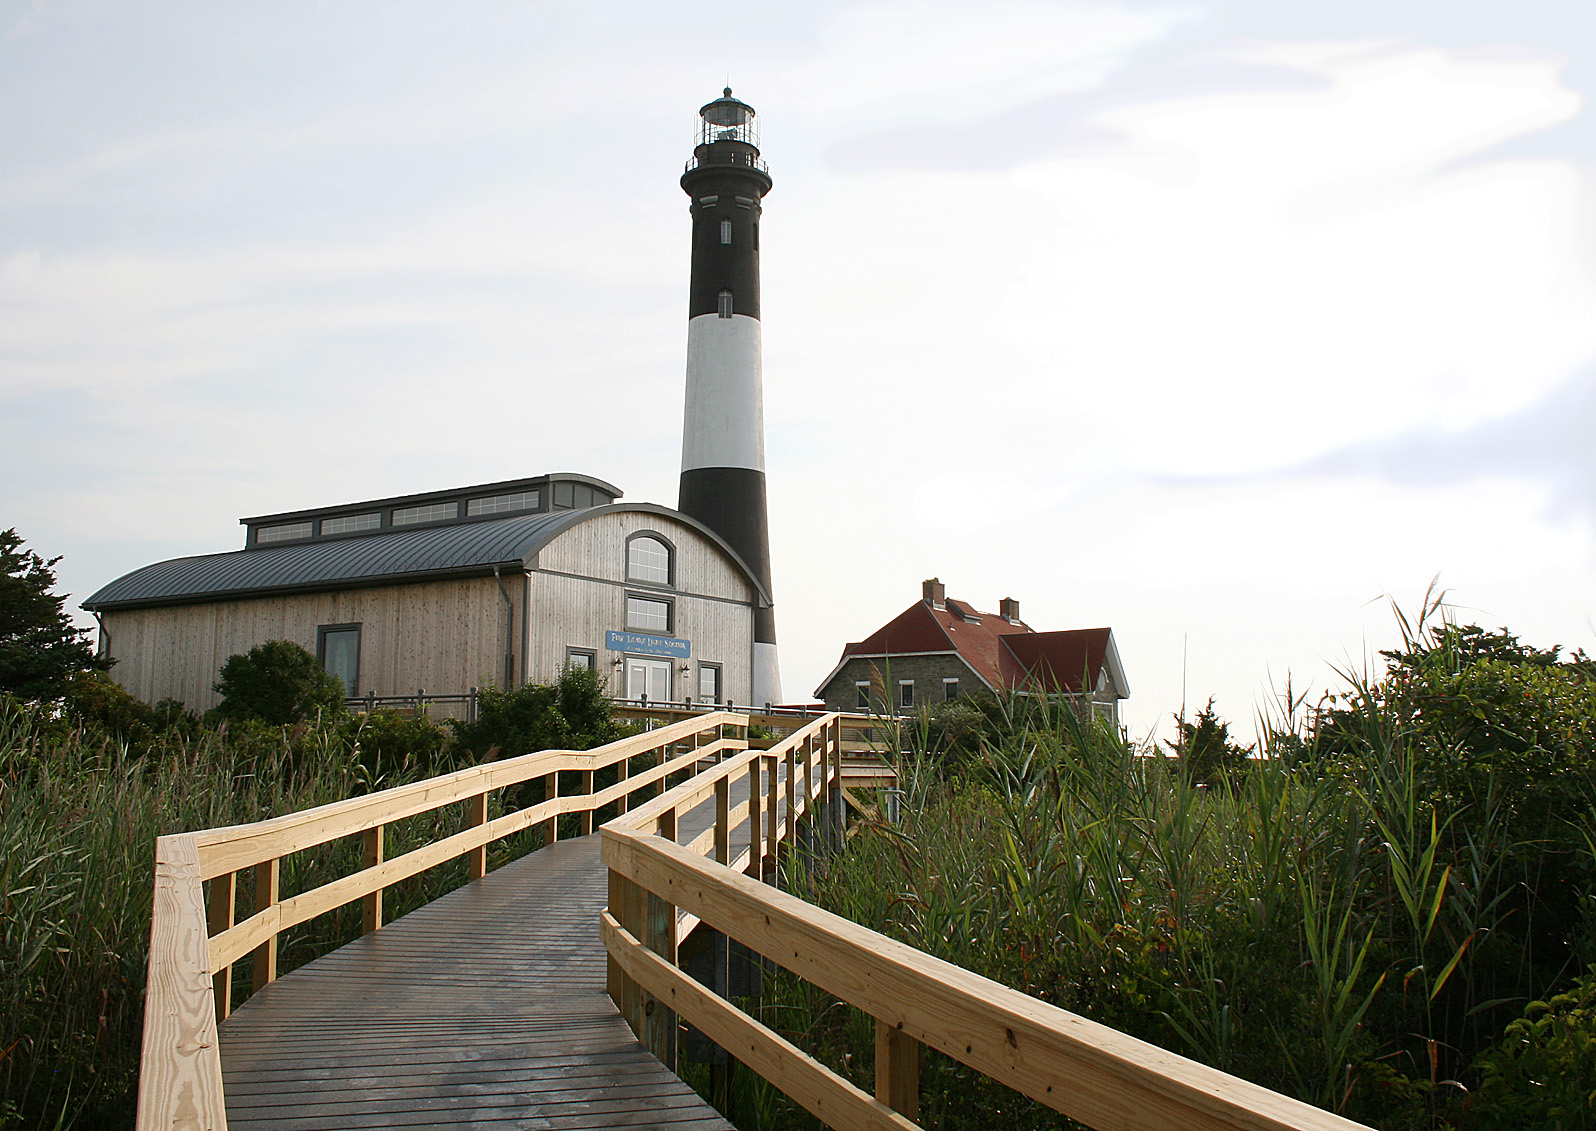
[876,1019,921,1121]
[542,772,558,844]
[608,864,646,1039]
[784,747,797,849]
[207,871,235,1021]
[765,754,779,882]
[465,791,488,879]
[251,857,280,991]
[747,756,763,878]
[646,809,679,1068]
[362,825,384,933]
[714,776,730,865]
[579,769,596,835]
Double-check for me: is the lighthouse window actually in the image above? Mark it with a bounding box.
[626,535,673,585]
[717,290,733,318]
[720,219,732,245]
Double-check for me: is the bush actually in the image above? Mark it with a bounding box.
[348,709,455,782]
[451,665,629,760]
[1473,965,1596,1130]
[211,640,347,726]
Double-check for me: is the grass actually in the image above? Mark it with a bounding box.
[693,621,1596,1130]
[0,699,589,1131]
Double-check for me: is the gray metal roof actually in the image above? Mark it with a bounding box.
[83,504,768,611]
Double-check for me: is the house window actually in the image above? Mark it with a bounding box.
[899,680,914,709]
[698,663,721,703]
[256,521,312,544]
[720,218,733,245]
[317,624,361,697]
[855,681,871,710]
[565,648,595,670]
[626,535,672,585]
[468,490,539,516]
[320,513,381,535]
[392,502,457,526]
[717,289,733,318]
[944,678,960,701]
[626,596,672,633]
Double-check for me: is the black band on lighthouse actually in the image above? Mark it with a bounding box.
[677,88,780,701]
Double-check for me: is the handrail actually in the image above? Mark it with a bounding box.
[601,715,1374,1131]
[135,711,747,1131]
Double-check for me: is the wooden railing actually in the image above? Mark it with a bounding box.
[134,711,747,1131]
[602,714,1374,1131]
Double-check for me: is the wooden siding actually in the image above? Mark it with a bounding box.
[531,511,756,703]
[526,572,753,704]
[537,511,753,602]
[103,576,518,712]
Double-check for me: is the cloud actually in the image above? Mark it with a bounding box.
[1300,363,1596,528]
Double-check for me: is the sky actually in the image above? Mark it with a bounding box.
[3,0,1593,743]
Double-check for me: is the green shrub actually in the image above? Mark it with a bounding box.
[1473,966,1596,1130]
[347,709,455,782]
[211,640,346,726]
[451,665,629,760]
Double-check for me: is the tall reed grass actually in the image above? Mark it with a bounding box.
[722,623,1596,1130]
[0,698,562,1130]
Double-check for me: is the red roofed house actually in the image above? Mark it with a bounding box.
[813,579,1130,724]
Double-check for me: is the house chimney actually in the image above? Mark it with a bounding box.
[1000,597,1020,623]
[922,578,946,610]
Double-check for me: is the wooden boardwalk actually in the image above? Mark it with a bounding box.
[218,833,734,1130]
[210,752,823,1130]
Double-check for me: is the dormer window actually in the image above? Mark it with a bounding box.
[717,290,733,318]
[392,502,457,526]
[256,522,312,544]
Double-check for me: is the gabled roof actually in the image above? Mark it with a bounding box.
[84,503,770,612]
[1000,627,1129,697]
[814,595,1128,699]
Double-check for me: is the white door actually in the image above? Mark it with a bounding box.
[626,656,672,702]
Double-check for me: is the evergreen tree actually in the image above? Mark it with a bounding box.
[1170,697,1252,786]
[0,528,110,700]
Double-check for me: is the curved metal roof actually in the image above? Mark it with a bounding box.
[83,504,769,611]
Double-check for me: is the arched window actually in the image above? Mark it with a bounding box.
[626,534,672,585]
[717,289,733,318]
[720,218,732,245]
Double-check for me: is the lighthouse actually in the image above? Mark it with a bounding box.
[678,88,781,706]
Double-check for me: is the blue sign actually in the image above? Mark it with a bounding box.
[606,630,691,660]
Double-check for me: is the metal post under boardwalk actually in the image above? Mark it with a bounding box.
[678,88,781,706]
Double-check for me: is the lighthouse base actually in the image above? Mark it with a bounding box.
[752,642,782,710]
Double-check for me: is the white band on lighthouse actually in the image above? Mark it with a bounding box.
[681,313,765,474]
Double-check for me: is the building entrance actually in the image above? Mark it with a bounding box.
[625,656,672,702]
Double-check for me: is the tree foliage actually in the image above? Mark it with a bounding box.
[1169,697,1252,786]
[212,639,347,726]
[0,529,110,700]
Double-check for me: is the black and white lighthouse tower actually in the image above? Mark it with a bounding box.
[678,88,781,705]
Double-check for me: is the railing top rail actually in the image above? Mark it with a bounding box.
[187,711,746,880]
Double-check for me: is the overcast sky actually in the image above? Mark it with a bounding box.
[3,0,1592,742]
